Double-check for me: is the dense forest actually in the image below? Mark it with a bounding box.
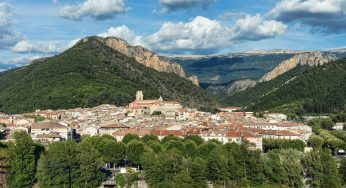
[1,128,346,188]
[0,37,219,114]
[224,58,346,114]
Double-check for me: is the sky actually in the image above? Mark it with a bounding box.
[1,0,346,70]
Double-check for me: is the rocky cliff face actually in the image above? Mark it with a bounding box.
[103,37,186,77]
[187,75,199,86]
[259,51,335,82]
[227,79,257,94]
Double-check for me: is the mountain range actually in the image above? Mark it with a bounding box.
[1,36,346,115]
[0,36,219,114]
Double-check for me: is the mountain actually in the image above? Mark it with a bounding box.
[171,52,298,96]
[0,36,219,114]
[224,57,346,114]
[259,51,335,82]
[104,37,186,77]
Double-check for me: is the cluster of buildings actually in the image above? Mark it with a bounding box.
[0,91,316,150]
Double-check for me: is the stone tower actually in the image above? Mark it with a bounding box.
[136,91,143,101]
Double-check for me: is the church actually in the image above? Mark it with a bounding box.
[127,91,182,117]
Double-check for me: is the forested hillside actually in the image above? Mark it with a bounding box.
[0,37,219,114]
[225,58,346,114]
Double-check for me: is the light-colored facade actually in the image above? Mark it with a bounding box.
[128,91,182,116]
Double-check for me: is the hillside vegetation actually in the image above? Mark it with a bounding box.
[224,58,346,114]
[0,37,219,114]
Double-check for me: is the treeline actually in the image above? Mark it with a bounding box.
[1,132,346,188]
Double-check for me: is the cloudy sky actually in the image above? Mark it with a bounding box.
[1,0,346,70]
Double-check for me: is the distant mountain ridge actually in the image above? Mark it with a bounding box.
[224,57,346,114]
[259,51,336,82]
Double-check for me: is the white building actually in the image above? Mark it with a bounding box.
[31,121,72,141]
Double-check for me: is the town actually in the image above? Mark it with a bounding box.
[0,91,315,151]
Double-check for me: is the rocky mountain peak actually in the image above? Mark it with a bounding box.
[103,37,186,78]
[259,51,335,82]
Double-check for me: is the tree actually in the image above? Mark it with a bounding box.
[8,131,39,188]
[126,140,145,166]
[75,142,106,187]
[340,158,346,184]
[198,141,220,159]
[115,174,126,188]
[184,140,198,158]
[308,134,324,149]
[140,150,164,185]
[279,149,303,187]
[183,135,204,145]
[162,134,181,144]
[190,157,207,188]
[122,134,140,144]
[37,141,80,187]
[207,148,229,185]
[173,170,192,188]
[301,150,323,187]
[266,150,288,185]
[141,134,160,143]
[320,149,342,188]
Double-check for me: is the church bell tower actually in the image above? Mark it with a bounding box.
[136,91,143,101]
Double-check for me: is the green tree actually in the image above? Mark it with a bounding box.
[126,140,145,166]
[8,131,39,188]
[320,149,342,188]
[190,157,207,188]
[141,134,160,143]
[308,134,324,149]
[115,174,126,188]
[183,135,204,145]
[207,148,229,185]
[37,141,80,187]
[162,134,181,144]
[122,134,141,144]
[302,150,323,187]
[173,170,192,188]
[75,142,106,187]
[340,158,346,184]
[279,149,303,187]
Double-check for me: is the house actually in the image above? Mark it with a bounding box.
[150,129,185,140]
[265,113,287,121]
[99,124,130,135]
[226,131,263,150]
[333,123,345,130]
[35,132,62,143]
[31,121,72,141]
[199,129,228,144]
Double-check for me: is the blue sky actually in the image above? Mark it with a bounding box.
[1,0,346,70]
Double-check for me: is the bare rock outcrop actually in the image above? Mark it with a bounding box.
[104,37,186,77]
[259,51,335,82]
[187,75,199,86]
[227,79,257,94]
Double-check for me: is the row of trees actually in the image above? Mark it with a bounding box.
[2,131,346,187]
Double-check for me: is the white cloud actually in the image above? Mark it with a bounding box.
[66,38,81,49]
[100,15,287,54]
[11,40,61,54]
[144,16,231,53]
[159,0,215,12]
[59,0,126,20]
[267,0,346,32]
[1,56,42,66]
[98,25,142,45]
[0,2,23,49]
[231,14,287,41]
